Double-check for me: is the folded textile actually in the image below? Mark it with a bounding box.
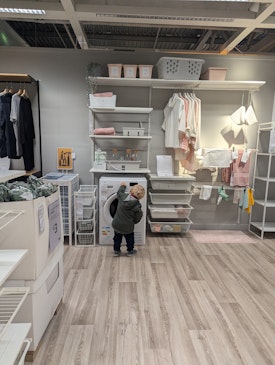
[92,92,113,97]
[199,185,212,200]
[93,127,115,135]
[202,149,232,168]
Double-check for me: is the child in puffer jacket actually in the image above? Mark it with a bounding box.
[112,182,145,257]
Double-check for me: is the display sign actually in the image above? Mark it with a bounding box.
[48,199,62,252]
[57,147,73,170]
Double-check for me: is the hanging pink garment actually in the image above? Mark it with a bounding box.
[230,149,252,186]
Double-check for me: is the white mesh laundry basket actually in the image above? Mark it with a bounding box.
[157,57,205,80]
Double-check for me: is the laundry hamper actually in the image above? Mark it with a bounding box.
[157,57,205,80]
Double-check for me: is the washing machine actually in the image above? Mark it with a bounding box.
[99,176,147,245]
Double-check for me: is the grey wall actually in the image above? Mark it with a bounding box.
[1,47,275,229]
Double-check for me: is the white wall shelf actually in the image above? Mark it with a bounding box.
[89,106,152,178]
[0,249,30,365]
[0,170,26,183]
[90,167,151,174]
[90,77,265,91]
[89,135,152,140]
[90,106,153,113]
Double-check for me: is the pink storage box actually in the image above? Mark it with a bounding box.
[200,67,228,81]
[108,64,122,78]
[123,64,137,78]
[138,65,153,79]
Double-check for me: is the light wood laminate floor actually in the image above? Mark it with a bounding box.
[26,232,275,365]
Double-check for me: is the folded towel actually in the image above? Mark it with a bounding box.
[92,92,113,97]
[93,127,115,135]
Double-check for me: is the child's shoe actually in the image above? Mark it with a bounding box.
[127,249,137,257]
[114,250,121,257]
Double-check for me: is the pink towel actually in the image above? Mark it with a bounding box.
[92,92,113,97]
[93,127,115,135]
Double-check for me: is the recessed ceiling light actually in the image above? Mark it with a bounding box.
[0,8,46,15]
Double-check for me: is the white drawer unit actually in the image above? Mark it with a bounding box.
[74,185,97,246]
[147,174,195,234]
[42,173,79,245]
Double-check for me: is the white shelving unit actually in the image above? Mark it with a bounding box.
[74,185,97,246]
[42,173,80,245]
[89,106,153,179]
[0,247,31,365]
[249,122,275,238]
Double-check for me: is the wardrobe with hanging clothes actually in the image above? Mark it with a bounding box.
[0,73,42,177]
[160,87,259,231]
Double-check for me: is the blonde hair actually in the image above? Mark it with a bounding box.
[130,184,145,200]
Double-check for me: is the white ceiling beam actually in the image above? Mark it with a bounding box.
[219,2,275,54]
[59,0,88,49]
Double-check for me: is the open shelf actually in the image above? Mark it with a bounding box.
[90,77,265,91]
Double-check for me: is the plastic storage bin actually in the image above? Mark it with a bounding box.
[149,176,194,191]
[200,67,228,81]
[148,217,192,233]
[149,191,193,204]
[123,127,144,136]
[106,160,141,171]
[108,64,122,78]
[89,94,117,108]
[123,64,137,78]
[157,57,205,80]
[148,204,193,219]
[138,65,153,79]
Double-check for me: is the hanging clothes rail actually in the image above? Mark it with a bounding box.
[0,73,42,178]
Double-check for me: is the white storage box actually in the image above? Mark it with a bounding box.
[148,217,192,233]
[123,64,137,78]
[106,160,141,171]
[108,64,122,78]
[157,57,205,80]
[123,127,145,136]
[200,67,228,81]
[138,65,153,79]
[149,191,193,204]
[148,204,193,219]
[93,161,106,170]
[89,94,116,108]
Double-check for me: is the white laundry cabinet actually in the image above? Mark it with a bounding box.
[147,174,195,233]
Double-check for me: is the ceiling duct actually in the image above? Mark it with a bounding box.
[0,20,29,47]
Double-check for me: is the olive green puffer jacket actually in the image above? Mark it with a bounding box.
[112,185,143,234]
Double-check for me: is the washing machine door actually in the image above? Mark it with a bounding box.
[103,193,118,223]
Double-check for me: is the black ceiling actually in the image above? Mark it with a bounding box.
[1,0,275,55]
